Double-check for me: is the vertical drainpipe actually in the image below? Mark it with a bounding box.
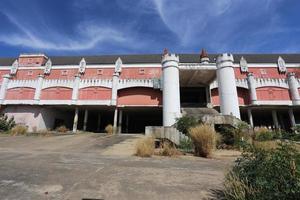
[34,74,44,104]
[247,72,258,105]
[287,72,300,105]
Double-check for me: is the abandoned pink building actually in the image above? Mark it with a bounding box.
[0,51,299,133]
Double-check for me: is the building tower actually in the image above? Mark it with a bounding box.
[161,49,181,126]
[216,53,240,119]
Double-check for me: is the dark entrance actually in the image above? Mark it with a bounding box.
[180,87,207,107]
[121,107,162,133]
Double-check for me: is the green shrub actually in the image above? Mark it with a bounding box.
[179,137,194,153]
[255,127,274,141]
[189,124,216,158]
[0,114,16,132]
[224,143,300,200]
[10,125,28,135]
[174,116,198,135]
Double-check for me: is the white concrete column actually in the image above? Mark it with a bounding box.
[161,53,181,126]
[72,74,80,104]
[247,73,257,105]
[113,108,118,134]
[288,108,296,127]
[97,113,101,132]
[118,109,123,134]
[111,73,119,106]
[287,72,300,105]
[83,109,88,131]
[247,108,254,127]
[34,74,44,103]
[272,110,279,129]
[72,107,79,133]
[216,53,241,119]
[0,74,11,103]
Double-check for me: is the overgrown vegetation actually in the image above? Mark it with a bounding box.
[189,124,216,158]
[105,124,114,135]
[224,143,300,200]
[10,125,28,135]
[174,116,198,135]
[55,125,69,133]
[179,137,194,153]
[0,114,15,132]
[157,141,182,157]
[135,137,155,157]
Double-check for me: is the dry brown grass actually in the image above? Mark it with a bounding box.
[10,125,28,136]
[135,137,155,157]
[189,124,216,158]
[55,125,69,133]
[105,124,114,135]
[253,140,280,150]
[157,141,182,157]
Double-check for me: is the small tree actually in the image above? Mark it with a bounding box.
[0,114,16,132]
[174,116,198,135]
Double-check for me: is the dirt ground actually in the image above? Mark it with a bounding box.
[0,134,239,200]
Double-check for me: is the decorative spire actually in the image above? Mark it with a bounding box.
[163,48,169,56]
[200,49,209,63]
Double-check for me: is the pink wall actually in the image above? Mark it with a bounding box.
[40,87,72,100]
[256,87,291,101]
[119,67,161,79]
[45,69,78,79]
[234,67,300,79]
[81,68,114,79]
[237,88,250,105]
[6,87,35,100]
[79,87,112,100]
[211,88,220,105]
[13,69,43,80]
[0,70,11,82]
[118,87,162,106]
[18,56,47,66]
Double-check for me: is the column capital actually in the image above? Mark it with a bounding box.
[216,53,234,69]
[2,74,11,79]
[287,72,296,78]
[247,72,254,77]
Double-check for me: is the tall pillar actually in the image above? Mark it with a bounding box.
[247,108,254,127]
[272,110,279,129]
[72,107,79,133]
[0,74,10,103]
[34,74,44,103]
[83,109,88,131]
[161,52,181,126]
[247,73,257,105]
[113,108,118,134]
[216,53,240,119]
[72,74,80,104]
[287,72,300,105]
[111,73,119,106]
[118,109,123,134]
[288,108,296,127]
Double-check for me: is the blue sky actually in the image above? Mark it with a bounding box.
[0,0,300,57]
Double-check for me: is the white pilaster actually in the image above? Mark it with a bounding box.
[113,108,118,134]
[111,73,119,106]
[287,72,300,105]
[161,53,181,126]
[118,109,123,134]
[72,107,79,133]
[0,74,11,103]
[288,108,296,127]
[272,110,279,129]
[72,74,80,104]
[216,53,240,119]
[34,74,44,103]
[247,108,254,127]
[83,109,88,131]
[247,73,257,105]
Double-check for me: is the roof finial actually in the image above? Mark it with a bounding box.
[163,48,169,56]
[200,49,209,63]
